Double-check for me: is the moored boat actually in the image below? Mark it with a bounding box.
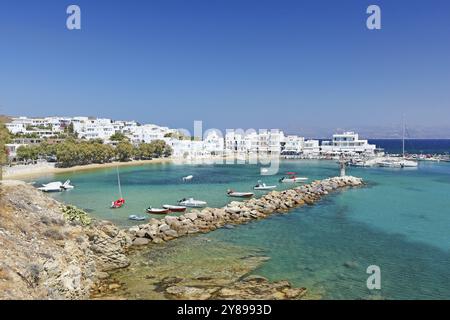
[129,215,147,221]
[38,181,64,192]
[253,181,277,190]
[178,198,207,208]
[182,175,193,181]
[227,189,254,198]
[146,207,170,214]
[111,198,125,208]
[279,172,308,183]
[163,204,187,212]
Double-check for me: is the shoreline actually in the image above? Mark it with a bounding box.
[2,158,174,180]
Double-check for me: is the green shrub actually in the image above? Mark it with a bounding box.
[62,205,92,226]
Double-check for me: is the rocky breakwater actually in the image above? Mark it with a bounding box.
[129,176,364,245]
[0,180,131,300]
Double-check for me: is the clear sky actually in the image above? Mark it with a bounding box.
[0,0,449,137]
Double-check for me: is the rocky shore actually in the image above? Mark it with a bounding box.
[128,176,364,246]
[0,180,131,299]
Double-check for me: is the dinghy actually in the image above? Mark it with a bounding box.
[253,181,277,190]
[178,198,207,208]
[146,207,170,215]
[163,204,187,212]
[182,175,193,182]
[129,215,147,221]
[227,189,254,198]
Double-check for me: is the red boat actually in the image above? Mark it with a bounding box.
[111,198,125,208]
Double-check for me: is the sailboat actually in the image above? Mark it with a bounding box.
[378,117,418,168]
[111,166,125,208]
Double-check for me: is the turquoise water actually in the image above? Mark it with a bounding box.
[33,160,450,299]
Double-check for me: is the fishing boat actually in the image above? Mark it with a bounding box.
[128,215,147,221]
[146,207,170,214]
[178,198,207,208]
[253,181,277,190]
[279,172,308,183]
[227,189,254,198]
[111,167,125,209]
[182,175,193,182]
[162,204,187,212]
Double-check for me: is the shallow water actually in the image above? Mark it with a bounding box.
[33,160,450,299]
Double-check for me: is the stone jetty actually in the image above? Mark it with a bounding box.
[128,176,364,245]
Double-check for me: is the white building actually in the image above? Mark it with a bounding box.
[283,135,305,154]
[203,130,224,156]
[320,132,376,156]
[303,140,320,156]
[169,139,205,159]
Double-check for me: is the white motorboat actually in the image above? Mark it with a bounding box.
[162,204,187,212]
[182,175,193,182]
[227,189,254,198]
[279,177,308,183]
[178,198,207,208]
[253,181,277,190]
[38,181,64,192]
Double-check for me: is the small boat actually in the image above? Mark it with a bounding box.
[111,198,125,209]
[178,198,207,208]
[129,215,147,221]
[279,172,308,183]
[182,175,194,182]
[162,204,187,212]
[253,181,277,190]
[227,189,254,198]
[146,207,170,214]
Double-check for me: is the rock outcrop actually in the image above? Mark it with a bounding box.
[0,180,130,300]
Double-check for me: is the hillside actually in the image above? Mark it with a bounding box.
[0,180,131,299]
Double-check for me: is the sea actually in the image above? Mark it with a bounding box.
[31,139,450,299]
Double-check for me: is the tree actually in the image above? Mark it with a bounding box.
[0,121,10,179]
[115,141,134,162]
[109,132,128,142]
[16,145,39,162]
[136,143,154,160]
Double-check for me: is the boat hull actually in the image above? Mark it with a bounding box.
[163,205,187,212]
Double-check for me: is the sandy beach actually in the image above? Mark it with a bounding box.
[2,158,174,180]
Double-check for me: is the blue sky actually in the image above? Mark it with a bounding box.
[0,0,449,137]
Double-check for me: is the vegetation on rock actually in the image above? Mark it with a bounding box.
[62,205,92,226]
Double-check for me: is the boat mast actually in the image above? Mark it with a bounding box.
[116,166,123,198]
[402,115,405,158]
